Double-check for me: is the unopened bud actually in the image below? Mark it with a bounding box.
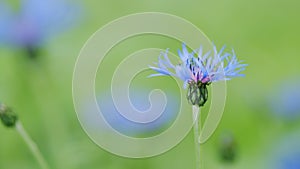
[219,133,237,163]
[0,103,18,128]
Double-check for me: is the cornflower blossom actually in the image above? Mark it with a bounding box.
[149,43,247,106]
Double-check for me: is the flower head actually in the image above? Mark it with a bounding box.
[149,43,247,106]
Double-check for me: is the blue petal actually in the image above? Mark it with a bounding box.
[148,73,168,78]
[149,66,171,76]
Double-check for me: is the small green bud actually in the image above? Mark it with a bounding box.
[0,103,18,128]
[219,133,237,163]
[186,81,209,107]
[25,45,40,59]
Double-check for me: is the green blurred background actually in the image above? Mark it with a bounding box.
[1,0,300,169]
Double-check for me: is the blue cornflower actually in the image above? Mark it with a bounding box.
[149,43,247,106]
[0,0,80,58]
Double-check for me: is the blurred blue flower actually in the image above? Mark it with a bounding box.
[0,0,80,57]
[269,132,300,169]
[149,43,247,88]
[269,80,300,120]
[84,90,180,137]
[279,152,300,169]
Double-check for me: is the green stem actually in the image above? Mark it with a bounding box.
[193,105,201,169]
[15,121,50,169]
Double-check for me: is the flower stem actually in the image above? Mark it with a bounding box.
[15,121,50,169]
[192,105,201,169]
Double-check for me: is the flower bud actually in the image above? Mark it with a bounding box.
[219,133,237,163]
[0,103,18,128]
